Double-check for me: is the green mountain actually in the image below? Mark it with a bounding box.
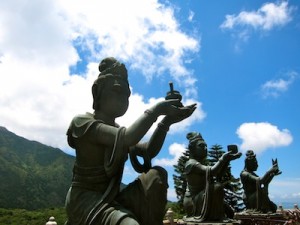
[0,126,75,210]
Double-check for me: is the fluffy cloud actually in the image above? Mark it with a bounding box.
[220,1,294,47]
[220,1,293,31]
[0,0,201,152]
[153,142,186,167]
[59,0,200,87]
[236,122,293,154]
[261,71,298,98]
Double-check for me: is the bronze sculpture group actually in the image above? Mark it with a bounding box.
[65,57,281,225]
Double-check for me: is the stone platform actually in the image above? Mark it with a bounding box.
[163,209,300,225]
[234,212,287,225]
[163,219,241,225]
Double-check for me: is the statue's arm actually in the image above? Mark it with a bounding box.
[210,157,228,175]
[90,100,195,148]
[138,119,169,159]
[261,168,276,184]
[89,113,158,148]
[126,110,196,159]
[210,151,241,175]
[139,115,189,159]
[124,99,196,147]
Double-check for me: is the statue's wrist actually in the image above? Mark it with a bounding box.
[220,155,228,163]
[161,116,173,126]
[219,157,225,164]
[157,122,169,132]
[144,109,158,122]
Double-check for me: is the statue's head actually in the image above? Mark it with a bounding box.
[244,150,258,171]
[187,132,207,160]
[92,57,131,117]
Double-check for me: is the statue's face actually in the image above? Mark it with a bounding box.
[99,77,130,118]
[193,140,207,160]
[247,158,258,171]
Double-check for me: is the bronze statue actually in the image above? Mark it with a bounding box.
[240,150,281,213]
[64,57,196,225]
[183,132,242,222]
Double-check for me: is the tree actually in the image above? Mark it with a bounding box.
[172,148,189,212]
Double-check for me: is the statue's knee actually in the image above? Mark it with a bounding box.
[119,217,139,225]
[151,166,168,182]
[140,166,168,196]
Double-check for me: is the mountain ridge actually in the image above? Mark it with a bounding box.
[0,126,75,210]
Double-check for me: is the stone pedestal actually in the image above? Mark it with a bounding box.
[234,212,286,225]
[163,219,240,225]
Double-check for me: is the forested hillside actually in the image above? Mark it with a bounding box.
[0,126,75,210]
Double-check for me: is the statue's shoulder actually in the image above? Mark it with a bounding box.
[240,169,249,177]
[185,159,199,174]
[67,112,103,138]
[186,159,199,166]
[71,112,95,124]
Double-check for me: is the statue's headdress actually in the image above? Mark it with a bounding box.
[92,57,130,110]
[186,132,204,143]
[186,132,206,151]
[98,57,128,80]
[245,150,256,160]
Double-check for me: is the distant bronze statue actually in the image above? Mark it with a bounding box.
[64,57,196,225]
[240,150,281,213]
[183,132,242,222]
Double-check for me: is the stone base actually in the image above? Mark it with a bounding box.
[163,219,240,225]
[178,221,240,225]
[234,212,286,225]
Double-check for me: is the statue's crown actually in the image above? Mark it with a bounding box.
[186,132,204,143]
[98,57,128,80]
[245,150,256,159]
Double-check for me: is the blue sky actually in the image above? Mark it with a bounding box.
[0,0,299,205]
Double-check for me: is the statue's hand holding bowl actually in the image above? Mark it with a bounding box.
[226,145,242,161]
[165,82,183,107]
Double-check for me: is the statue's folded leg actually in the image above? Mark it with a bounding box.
[116,166,168,225]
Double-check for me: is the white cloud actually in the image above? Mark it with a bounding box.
[153,142,186,167]
[220,1,294,43]
[188,10,195,22]
[236,122,293,154]
[59,0,200,87]
[0,0,78,66]
[0,0,201,151]
[261,71,298,98]
[221,1,293,30]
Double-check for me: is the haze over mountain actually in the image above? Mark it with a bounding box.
[0,126,75,210]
